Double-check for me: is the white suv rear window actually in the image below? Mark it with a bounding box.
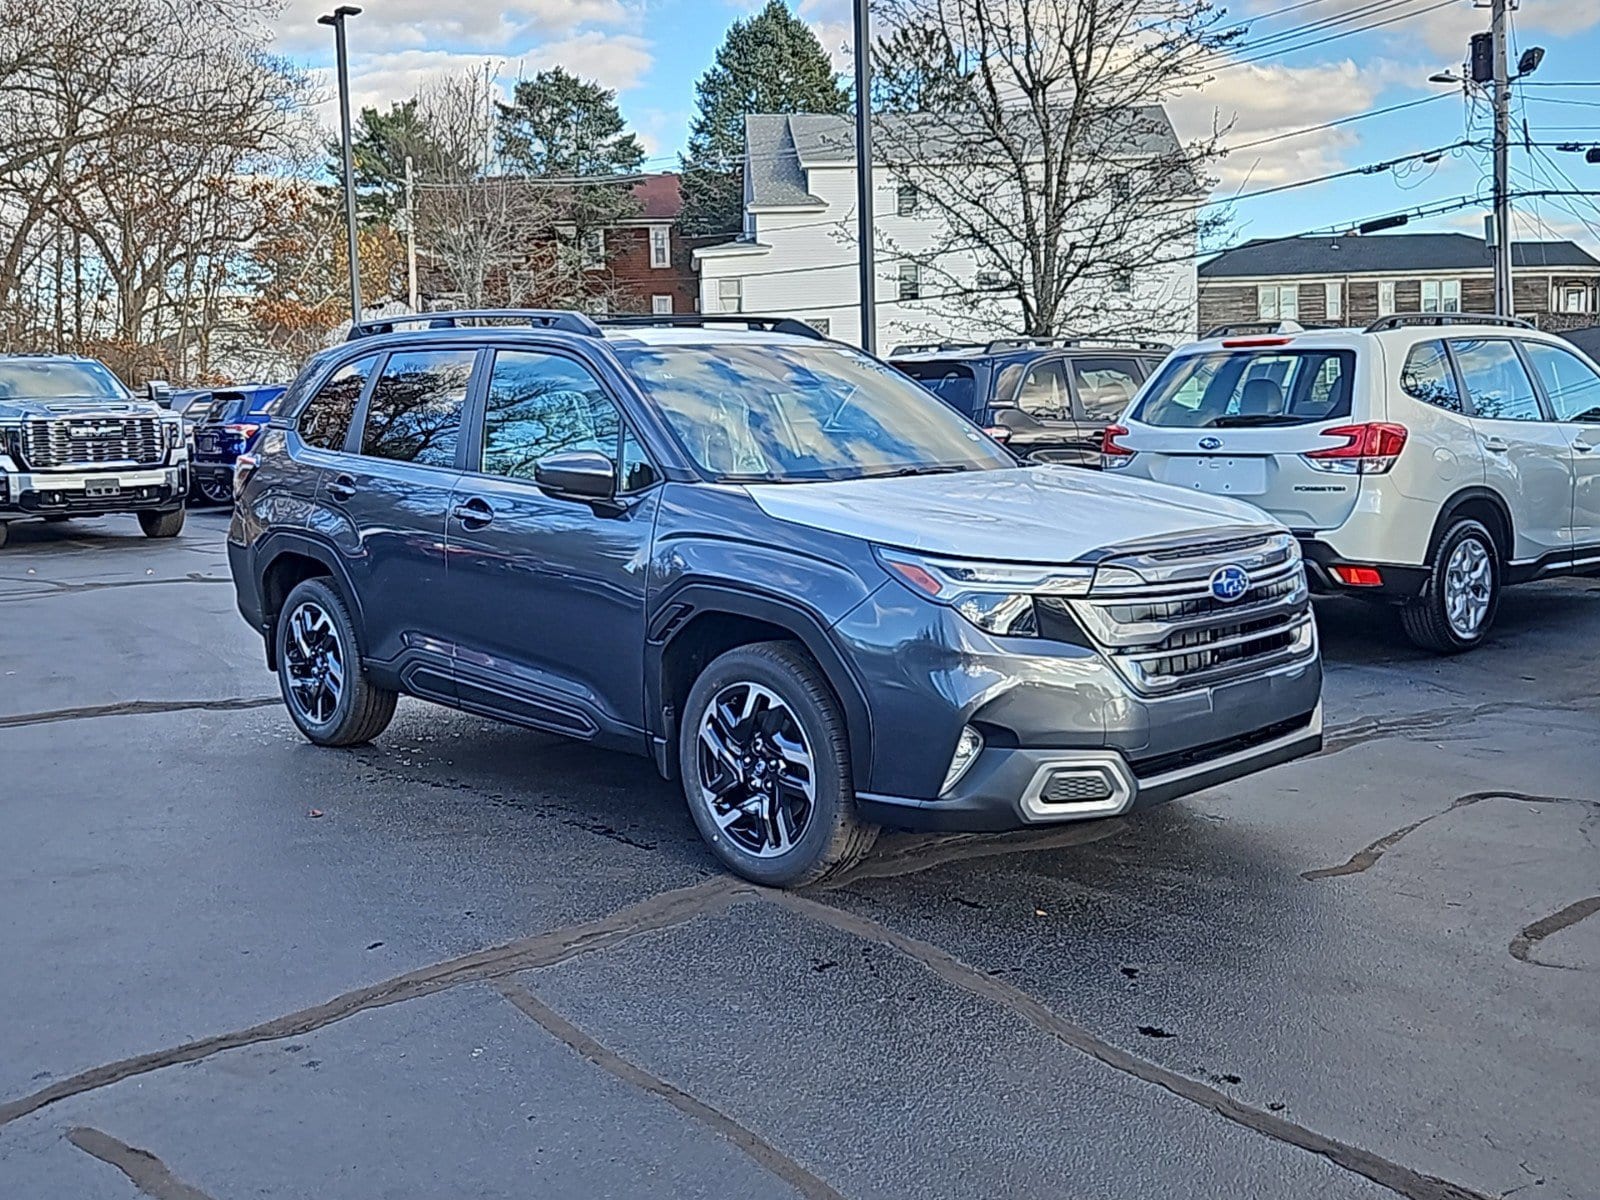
[1133,349,1354,428]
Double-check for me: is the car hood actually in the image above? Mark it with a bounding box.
[740,465,1279,563]
[0,397,161,422]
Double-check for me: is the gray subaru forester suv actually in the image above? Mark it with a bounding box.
[227,311,1323,886]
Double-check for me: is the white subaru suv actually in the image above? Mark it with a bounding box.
[1103,314,1600,652]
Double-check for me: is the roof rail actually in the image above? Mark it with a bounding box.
[345,309,603,341]
[983,334,1174,353]
[1363,313,1536,333]
[1201,320,1321,339]
[598,313,826,339]
[887,340,986,356]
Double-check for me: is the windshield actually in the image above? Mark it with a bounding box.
[615,342,1013,482]
[1133,348,1355,428]
[895,361,980,416]
[0,359,129,402]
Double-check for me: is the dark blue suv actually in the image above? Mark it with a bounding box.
[227,311,1322,885]
[189,385,286,505]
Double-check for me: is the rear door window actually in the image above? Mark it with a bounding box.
[359,349,476,466]
[299,355,376,451]
[1067,357,1144,421]
[1448,339,1544,422]
[1523,341,1600,423]
[1132,349,1355,428]
[896,361,979,417]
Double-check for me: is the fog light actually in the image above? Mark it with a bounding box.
[940,725,984,795]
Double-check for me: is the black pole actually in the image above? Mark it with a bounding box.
[320,6,363,327]
[853,0,876,353]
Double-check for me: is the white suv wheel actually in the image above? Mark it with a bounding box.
[1443,537,1493,638]
[1401,518,1501,654]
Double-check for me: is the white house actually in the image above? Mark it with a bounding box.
[694,111,1199,349]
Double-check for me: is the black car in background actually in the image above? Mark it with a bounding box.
[890,337,1169,467]
[189,385,286,504]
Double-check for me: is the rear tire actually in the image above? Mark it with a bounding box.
[0,522,9,549]
[197,475,233,506]
[275,577,397,746]
[679,641,877,888]
[1400,518,1500,653]
[137,508,185,539]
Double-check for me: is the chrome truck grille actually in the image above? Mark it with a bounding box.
[21,416,164,470]
[1069,529,1316,695]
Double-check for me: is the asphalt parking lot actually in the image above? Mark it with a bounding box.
[1,511,1595,1200]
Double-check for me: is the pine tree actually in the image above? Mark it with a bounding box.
[330,99,444,227]
[679,0,849,236]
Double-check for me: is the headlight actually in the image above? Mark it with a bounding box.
[874,547,1095,636]
[162,420,182,449]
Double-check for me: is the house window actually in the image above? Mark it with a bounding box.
[717,278,742,313]
[1325,282,1343,321]
[651,294,673,315]
[896,181,919,217]
[1112,268,1132,294]
[1257,284,1298,321]
[1558,284,1591,314]
[649,226,670,269]
[1378,280,1397,317]
[898,261,922,301]
[581,228,606,270]
[1421,279,1460,313]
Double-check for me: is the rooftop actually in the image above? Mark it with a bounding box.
[1200,232,1600,279]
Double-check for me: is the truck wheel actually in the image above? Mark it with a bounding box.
[1400,518,1501,653]
[0,523,8,549]
[197,476,233,506]
[137,508,185,539]
[679,641,877,888]
[275,577,396,747]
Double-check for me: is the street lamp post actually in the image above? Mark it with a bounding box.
[852,0,876,353]
[319,5,363,327]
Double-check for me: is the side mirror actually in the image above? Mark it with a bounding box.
[146,380,173,409]
[534,450,616,501]
[989,404,1030,429]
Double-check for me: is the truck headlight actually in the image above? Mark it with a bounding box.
[162,420,183,449]
[874,547,1095,637]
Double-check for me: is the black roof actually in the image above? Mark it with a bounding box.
[1200,233,1600,279]
[1562,326,1600,360]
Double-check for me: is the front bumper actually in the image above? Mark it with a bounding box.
[0,463,188,515]
[854,703,1322,831]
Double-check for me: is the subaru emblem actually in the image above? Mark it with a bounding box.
[1209,564,1250,603]
[1198,436,1223,451]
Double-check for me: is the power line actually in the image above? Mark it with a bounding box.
[1224,92,1451,154]
[1198,0,1429,66]
[1213,0,1462,73]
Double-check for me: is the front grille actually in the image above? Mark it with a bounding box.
[21,417,163,470]
[1069,532,1316,695]
[1131,712,1317,778]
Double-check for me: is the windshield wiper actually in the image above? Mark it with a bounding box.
[1207,414,1307,428]
[874,464,972,478]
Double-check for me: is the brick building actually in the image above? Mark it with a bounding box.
[593,173,700,315]
[1198,233,1600,334]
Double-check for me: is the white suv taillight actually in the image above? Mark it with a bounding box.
[1302,422,1407,475]
[1102,423,1137,469]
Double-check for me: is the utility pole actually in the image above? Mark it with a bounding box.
[319,5,363,327]
[1490,0,1514,318]
[404,154,418,311]
[852,0,877,353]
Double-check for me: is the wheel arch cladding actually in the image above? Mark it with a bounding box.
[1430,488,1512,566]
[649,587,874,790]
[258,537,355,669]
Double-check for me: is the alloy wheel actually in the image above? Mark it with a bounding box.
[1443,536,1493,639]
[198,476,233,505]
[695,681,816,858]
[283,601,345,724]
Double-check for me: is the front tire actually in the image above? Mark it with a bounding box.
[275,577,396,746]
[137,508,185,539]
[1401,518,1501,653]
[679,641,877,888]
[196,475,233,506]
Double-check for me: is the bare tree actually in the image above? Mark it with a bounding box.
[870,0,1238,339]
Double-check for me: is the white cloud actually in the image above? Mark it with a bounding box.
[507,31,654,93]
[633,107,691,161]
[271,0,636,55]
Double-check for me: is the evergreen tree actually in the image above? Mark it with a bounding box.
[871,25,974,114]
[679,0,848,236]
[330,99,443,227]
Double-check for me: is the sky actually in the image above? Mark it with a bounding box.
[274,0,1600,255]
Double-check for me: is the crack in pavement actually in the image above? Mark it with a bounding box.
[768,890,1494,1200]
[0,696,280,730]
[0,878,746,1130]
[1321,696,1597,756]
[1302,792,1600,881]
[66,1128,217,1200]
[1508,896,1600,970]
[493,980,844,1200]
[0,573,230,601]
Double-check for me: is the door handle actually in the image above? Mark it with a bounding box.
[451,497,494,528]
[1482,437,1510,454]
[325,474,357,500]
[1574,439,1594,454]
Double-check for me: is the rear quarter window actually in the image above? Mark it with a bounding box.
[1132,348,1355,428]
[895,361,979,416]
